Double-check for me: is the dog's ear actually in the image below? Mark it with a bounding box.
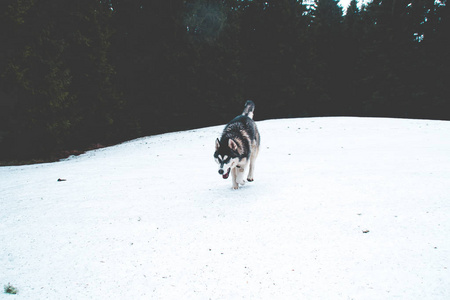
[215,138,220,151]
[228,139,238,151]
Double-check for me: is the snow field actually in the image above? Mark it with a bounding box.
[1,117,450,299]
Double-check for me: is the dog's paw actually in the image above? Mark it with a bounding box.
[236,176,246,185]
[247,177,254,182]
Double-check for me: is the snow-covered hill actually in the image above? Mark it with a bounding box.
[1,117,450,299]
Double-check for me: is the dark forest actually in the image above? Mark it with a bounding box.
[0,0,448,162]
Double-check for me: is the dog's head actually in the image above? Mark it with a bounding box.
[214,138,239,179]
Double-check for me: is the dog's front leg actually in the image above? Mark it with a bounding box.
[231,167,239,189]
[236,165,247,186]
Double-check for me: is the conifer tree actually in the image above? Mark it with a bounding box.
[308,0,345,115]
[1,0,120,159]
[240,0,308,118]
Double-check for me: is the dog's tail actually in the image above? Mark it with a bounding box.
[242,100,255,119]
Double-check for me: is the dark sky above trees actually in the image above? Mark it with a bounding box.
[0,0,448,161]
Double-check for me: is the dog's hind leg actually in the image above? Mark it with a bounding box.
[247,159,255,182]
[247,147,259,182]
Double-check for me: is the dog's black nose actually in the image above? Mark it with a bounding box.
[218,169,224,175]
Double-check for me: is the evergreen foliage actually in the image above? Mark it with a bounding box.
[0,0,448,161]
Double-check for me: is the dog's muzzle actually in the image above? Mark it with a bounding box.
[219,168,231,179]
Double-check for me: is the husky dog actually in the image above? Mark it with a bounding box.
[214,100,260,189]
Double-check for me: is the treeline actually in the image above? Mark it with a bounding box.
[0,0,448,161]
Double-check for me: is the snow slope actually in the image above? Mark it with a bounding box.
[1,117,450,299]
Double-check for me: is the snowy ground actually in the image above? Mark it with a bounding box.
[1,117,450,299]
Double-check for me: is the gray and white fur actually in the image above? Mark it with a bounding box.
[214,100,260,189]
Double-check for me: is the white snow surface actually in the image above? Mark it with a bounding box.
[1,117,450,299]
